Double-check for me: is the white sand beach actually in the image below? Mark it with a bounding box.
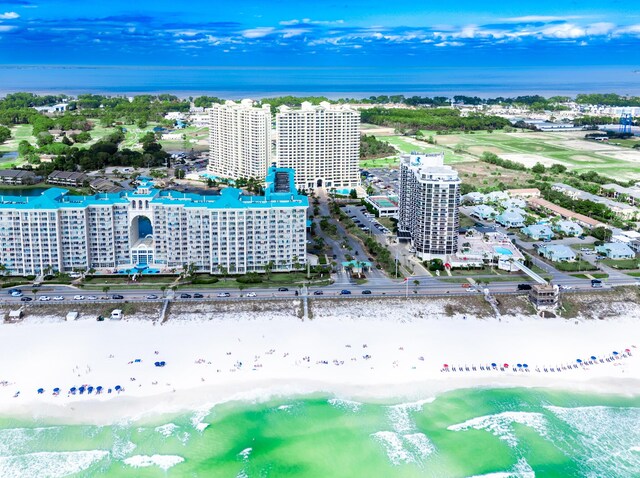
[0,298,638,425]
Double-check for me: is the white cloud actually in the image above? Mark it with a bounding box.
[0,25,16,32]
[241,27,275,38]
[584,22,615,36]
[434,41,464,47]
[500,15,585,23]
[281,28,309,38]
[540,23,586,39]
[279,19,299,26]
[0,12,19,20]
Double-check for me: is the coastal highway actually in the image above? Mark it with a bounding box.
[3,275,637,305]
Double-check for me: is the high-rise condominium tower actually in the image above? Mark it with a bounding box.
[276,101,360,191]
[208,99,272,180]
[398,152,460,259]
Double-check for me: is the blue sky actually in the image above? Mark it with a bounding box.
[0,0,638,67]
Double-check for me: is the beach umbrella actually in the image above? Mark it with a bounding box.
[590,356,596,360]
[613,351,619,355]
[443,364,449,368]
[87,386,94,394]
[625,348,631,353]
[53,388,60,393]
[576,359,582,363]
[491,363,497,367]
[96,386,103,392]
[160,361,166,366]
[37,388,44,394]
[517,364,522,368]
[503,363,508,368]
[523,364,529,368]
[79,386,85,394]
[115,385,122,391]
[70,387,77,393]
[155,362,160,367]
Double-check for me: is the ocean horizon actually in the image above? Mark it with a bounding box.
[0,387,638,477]
[1,65,639,99]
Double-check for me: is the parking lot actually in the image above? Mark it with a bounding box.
[340,204,391,236]
[363,168,400,195]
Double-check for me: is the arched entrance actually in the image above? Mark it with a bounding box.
[317,179,323,188]
[129,215,154,266]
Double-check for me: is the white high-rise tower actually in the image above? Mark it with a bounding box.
[276,101,360,191]
[208,99,272,180]
[398,152,460,259]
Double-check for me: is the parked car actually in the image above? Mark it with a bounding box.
[73,295,85,300]
[278,287,289,292]
[217,292,231,297]
[38,296,50,301]
[340,290,352,295]
[313,290,324,295]
[112,294,124,300]
[517,284,532,291]
[180,293,192,299]
[53,296,64,301]
[146,294,159,300]
[20,297,32,302]
[361,290,372,295]
[193,293,204,299]
[87,295,98,300]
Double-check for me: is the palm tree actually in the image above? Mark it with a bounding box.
[102,286,110,297]
[160,285,167,297]
[0,263,7,276]
[218,265,228,279]
[32,287,39,300]
[264,261,275,281]
[413,279,420,289]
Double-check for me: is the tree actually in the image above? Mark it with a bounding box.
[102,286,110,297]
[32,288,39,300]
[0,125,11,144]
[531,163,546,174]
[160,285,167,297]
[349,189,358,199]
[413,280,420,288]
[175,168,185,179]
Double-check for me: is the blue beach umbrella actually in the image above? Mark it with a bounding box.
[523,364,529,368]
[491,363,497,367]
[613,351,619,355]
[115,385,122,391]
[37,388,44,394]
[70,387,77,393]
[590,356,596,360]
[154,362,160,367]
[87,386,94,394]
[576,359,582,363]
[517,364,522,368]
[79,386,85,394]
[160,361,166,366]
[96,386,103,392]
[53,388,60,393]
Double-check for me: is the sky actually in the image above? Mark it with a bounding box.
[0,0,638,67]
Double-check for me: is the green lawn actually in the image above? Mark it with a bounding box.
[377,136,471,164]
[600,258,640,270]
[553,260,597,272]
[360,156,398,168]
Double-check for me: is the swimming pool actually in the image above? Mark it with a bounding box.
[494,246,513,256]
[116,268,161,275]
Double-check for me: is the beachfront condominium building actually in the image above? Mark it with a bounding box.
[208,99,272,180]
[398,152,461,260]
[0,167,308,276]
[276,101,360,191]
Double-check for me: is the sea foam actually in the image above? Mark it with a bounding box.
[327,398,362,413]
[448,411,549,448]
[0,450,109,478]
[123,454,185,471]
[466,457,535,478]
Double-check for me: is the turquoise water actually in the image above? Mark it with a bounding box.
[0,388,639,477]
[493,247,513,256]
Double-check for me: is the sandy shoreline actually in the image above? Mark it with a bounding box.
[1,296,638,425]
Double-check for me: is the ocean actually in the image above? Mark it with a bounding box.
[0,65,639,98]
[1,388,638,477]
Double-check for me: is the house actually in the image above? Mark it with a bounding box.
[553,220,584,237]
[495,209,525,228]
[90,178,122,193]
[552,183,638,220]
[529,284,559,311]
[522,224,554,240]
[0,169,40,185]
[47,171,90,188]
[462,192,485,204]
[501,198,526,210]
[485,191,509,203]
[506,188,540,198]
[538,244,576,262]
[595,243,636,259]
[471,205,498,220]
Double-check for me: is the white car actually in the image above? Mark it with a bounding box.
[246,292,257,297]
[39,296,51,301]
[10,291,23,297]
[73,295,85,300]
[53,296,64,301]
[87,295,98,300]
